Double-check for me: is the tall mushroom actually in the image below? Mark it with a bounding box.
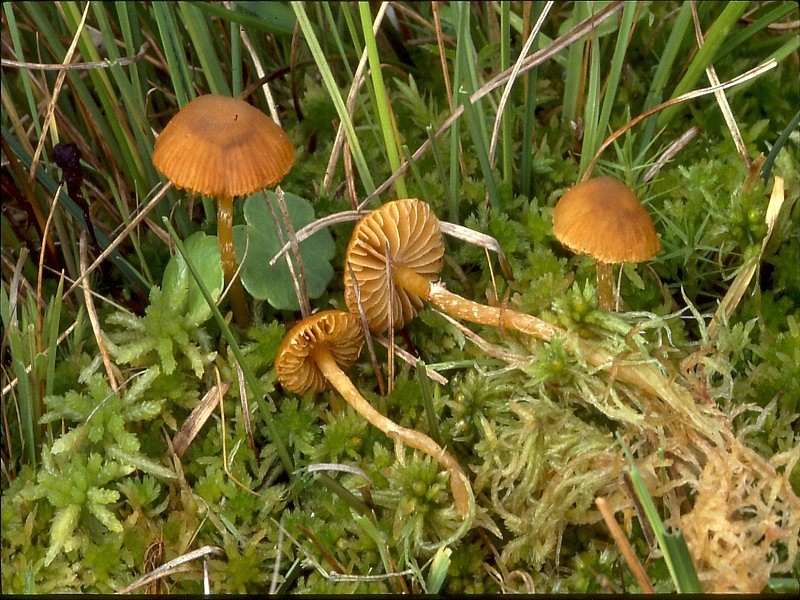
[552,177,660,311]
[343,198,559,341]
[274,309,471,517]
[153,94,295,326]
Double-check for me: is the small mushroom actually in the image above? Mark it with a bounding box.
[153,94,295,326]
[344,199,559,341]
[274,310,470,517]
[552,177,660,311]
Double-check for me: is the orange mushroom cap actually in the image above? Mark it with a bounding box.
[344,199,444,333]
[152,94,295,198]
[275,310,365,395]
[553,177,660,264]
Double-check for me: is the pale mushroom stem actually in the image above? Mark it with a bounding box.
[394,264,714,429]
[217,195,251,327]
[393,265,560,342]
[311,344,470,517]
[596,261,614,311]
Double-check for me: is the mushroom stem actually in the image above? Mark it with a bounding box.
[311,343,470,517]
[394,265,717,434]
[217,195,250,327]
[596,261,614,311]
[393,264,560,342]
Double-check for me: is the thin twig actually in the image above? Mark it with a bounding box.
[346,262,387,396]
[28,1,91,185]
[581,58,777,181]
[233,6,280,124]
[596,496,654,593]
[115,545,224,594]
[269,210,363,266]
[267,187,311,317]
[215,366,264,499]
[236,364,256,452]
[64,180,173,299]
[384,240,395,394]
[690,1,750,169]
[79,232,119,390]
[642,126,701,183]
[343,136,358,210]
[372,335,449,386]
[1,42,149,71]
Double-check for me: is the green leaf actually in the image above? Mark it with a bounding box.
[44,503,81,566]
[87,488,124,533]
[106,445,176,481]
[161,231,223,325]
[234,191,335,310]
[426,545,452,594]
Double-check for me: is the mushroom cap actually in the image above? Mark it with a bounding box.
[344,199,444,333]
[275,310,365,395]
[152,94,295,198]
[553,176,660,264]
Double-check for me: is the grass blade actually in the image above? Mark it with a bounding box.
[617,432,701,593]
[291,1,375,194]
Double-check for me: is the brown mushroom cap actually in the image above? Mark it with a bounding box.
[152,94,295,198]
[344,199,444,333]
[275,310,364,395]
[553,176,660,264]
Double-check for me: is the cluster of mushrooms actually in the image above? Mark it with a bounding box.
[153,95,661,519]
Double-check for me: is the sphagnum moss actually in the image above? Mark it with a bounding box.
[3,1,800,594]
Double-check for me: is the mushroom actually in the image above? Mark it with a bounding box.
[343,198,559,341]
[344,201,711,457]
[274,309,471,517]
[552,177,660,311]
[152,94,295,326]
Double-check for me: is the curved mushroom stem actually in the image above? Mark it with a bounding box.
[596,261,614,311]
[393,265,560,342]
[217,195,251,327]
[393,266,720,439]
[311,344,471,517]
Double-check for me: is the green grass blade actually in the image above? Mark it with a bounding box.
[617,432,701,593]
[230,2,243,96]
[177,2,230,96]
[454,3,498,210]
[638,2,692,162]
[402,144,431,205]
[581,1,636,177]
[657,2,750,128]
[500,1,512,187]
[2,3,42,142]
[578,34,601,179]
[415,359,442,445]
[359,2,407,198]
[291,1,375,194]
[561,2,590,126]
[152,2,192,106]
[428,124,458,221]
[191,1,296,36]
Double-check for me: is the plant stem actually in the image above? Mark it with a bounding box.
[392,264,558,342]
[596,261,614,311]
[312,343,470,517]
[216,195,250,327]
